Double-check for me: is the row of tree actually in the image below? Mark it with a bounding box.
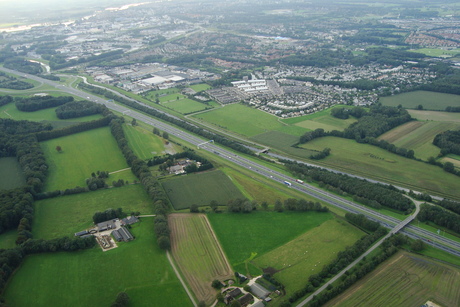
[79,83,254,156]
[304,234,407,307]
[55,100,103,119]
[418,204,460,235]
[15,95,74,112]
[345,213,381,232]
[109,118,171,250]
[93,208,124,224]
[285,161,414,213]
[284,226,388,305]
[438,199,460,216]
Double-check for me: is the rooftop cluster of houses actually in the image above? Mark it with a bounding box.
[231,79,269,93]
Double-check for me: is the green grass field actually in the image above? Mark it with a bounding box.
[169,214,232,304]
[164,98,210,114]
[283,106,357,132]
[0,103,102,122]
[123,124,169,160]
[193,104,285,137]
[207,211,333,275]
[410,48,460,57]
[325,251,460,307]
[189,84,211,92]
[254,219,364,296]
[301,136,460,199]
[33,184,154,240]
[408,109,460,122]
[0,157,25,190]
[378,121,460,160]
[41,127,136,191]
[380,91,460,110]
[162,170,245,210]
[4,220,193,307]
[0,230,17,249]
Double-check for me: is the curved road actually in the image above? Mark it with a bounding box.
[1,67,459,257]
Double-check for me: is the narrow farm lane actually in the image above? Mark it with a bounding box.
[166,251,198,307]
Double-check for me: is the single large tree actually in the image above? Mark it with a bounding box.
[56,145,62,153]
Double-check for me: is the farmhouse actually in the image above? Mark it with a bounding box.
[97,220,116,232]
[250,283,271,299]
[121,215,139,226]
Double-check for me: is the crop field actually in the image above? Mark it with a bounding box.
[325,251,460,307]
[0,157,25,190]
[408,109,460,122]
[162,170,245,210]
[169,214,233,305]
[380,91,460,110]
[41,127,135,191]
[207,211,332,276]
[123,124,168,160]
[163,98,210,114]
[0,102,102,122]
[4,220,193,307]
[300,136,460,199]
[254,219,364,295]
[193,104,285,137]
[33,184,154,239]
[189,84,211,92]
[441,155,460,169]
[378,121,460,160]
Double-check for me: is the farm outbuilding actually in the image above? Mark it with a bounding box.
[250,283,270,299]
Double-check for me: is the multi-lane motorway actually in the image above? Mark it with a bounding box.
[2,67,459,257]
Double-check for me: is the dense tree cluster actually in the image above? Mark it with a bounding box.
[93,208,124,224]
[15,95,74,112]
[285,226,388,305]
[0,73,33,90]
[433,130,460,156]
[345,213,381,232]
[48,50,123,70]
[111,292,130,307]
[0,95,13,107]
[109,118,171,249]
[79,83,254,156]
[3,57,42,74]
[147,150,213,173]
[418,204,460,235]
[55,100,103,119]
[285,161,414,213]
[310,147,331,160]
[438,199,460,216]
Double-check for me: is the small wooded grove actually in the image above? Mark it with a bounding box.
[78,82,254,156]
[418,204,460,235]
[147,150,213,174]
[285,161,414,213]
[433,130,460,156]
[55,100,103,119]
[15,95,74,112]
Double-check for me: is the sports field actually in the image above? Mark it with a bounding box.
[193,104,285,137]
[33,184,154,239]
[380,91,460,110]
[301,136,460,199]
[41,127,136,191]
[325,251,460,307]
[4,220,193,307]
[378,121,460,160]
[254,219,364,295]
[0,157,25,190]
[163,98,210,114]
[123,124,169,160]
[207,211,332,276]
[189,84,211,92]
[169,214,233,304]
[162,170,245,210]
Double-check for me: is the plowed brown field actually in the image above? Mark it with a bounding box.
[169,214,233,305]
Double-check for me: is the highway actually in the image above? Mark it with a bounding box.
[1,67,459,257]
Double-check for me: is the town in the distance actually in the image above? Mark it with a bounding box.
[0,0,459,306]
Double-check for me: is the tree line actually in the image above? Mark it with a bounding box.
[0,73,33,90]
[438,199,460,216]
[418,204,460,235]
[3,57,42,75]
[109,118,171,250]
[78,82,254,156]
[285,161,414,213]
[345,213,381,232]
[55,100,103,119]
[93,208,124,224]
[15,95,74,112]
